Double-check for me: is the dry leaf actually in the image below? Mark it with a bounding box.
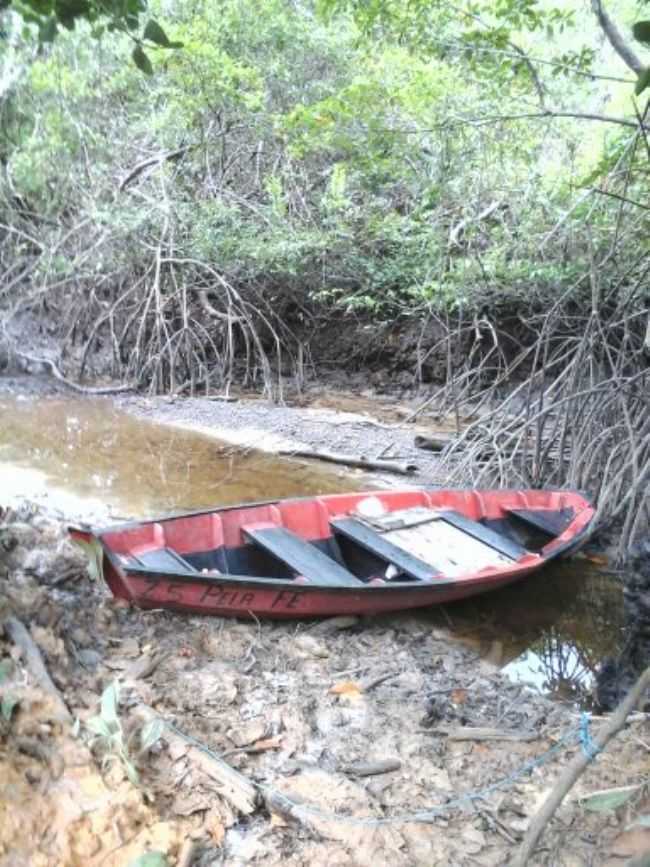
[250,736,282,752]
[270,812,288,829]
[451,688,468,705]
[329,681,362,698]
[204,808,226,845]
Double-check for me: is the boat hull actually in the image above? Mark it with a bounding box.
[118,564,540,618]
[70,486,595,619]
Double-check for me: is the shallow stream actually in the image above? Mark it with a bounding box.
[0,394,625,704]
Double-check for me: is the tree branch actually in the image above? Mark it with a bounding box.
[591,0,644,76]
[455,111,648,131]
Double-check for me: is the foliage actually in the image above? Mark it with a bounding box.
[78,681,163,785]
[1,0,181,72]
[0,0,648,389]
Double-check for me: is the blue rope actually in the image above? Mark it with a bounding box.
[580,712,600,760]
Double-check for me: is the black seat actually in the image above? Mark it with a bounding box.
[243,524,363,587]
[135,547,197,573]
[505,508,573,539]
[330,518,439,582]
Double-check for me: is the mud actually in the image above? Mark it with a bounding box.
[2,508,650,867]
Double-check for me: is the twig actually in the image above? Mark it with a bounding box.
[512,666,650,867]
[429,726,539,742]
[342,759,401,777]
[277,447,417,476]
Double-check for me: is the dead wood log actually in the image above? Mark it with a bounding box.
[135,706,259,815]
[3,616,72,723]
[343,759,401,777]
[13,350,135,395]
[278,447,417,476]
[414,434,454,453]
[512,666,650,867]
[430,726,538,742]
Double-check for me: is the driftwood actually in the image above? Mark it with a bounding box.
[343,758,401,777]
[431,726,538,743]
[414,434,454,453]
[136,706,258,815]
[14,350,135,395]
[3,616,72,723]
[512,666,650,867]
[278,447,417,476]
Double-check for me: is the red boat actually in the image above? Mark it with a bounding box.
[70,488,594,619]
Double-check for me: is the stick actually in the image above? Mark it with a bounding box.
[343,759,401,777]
[278,447,417,475]
[134,706,258,815]
[512,666,650,867]
[414,434,454,452]
[429,726,538,742]
[13,350,135,394]
[3,616,72,722]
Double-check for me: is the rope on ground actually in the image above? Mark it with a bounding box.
[512,666,650,867]
[163,718,589,828]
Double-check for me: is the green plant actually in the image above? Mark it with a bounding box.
[77,681,163,785]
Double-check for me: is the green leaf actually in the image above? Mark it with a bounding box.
[132,44,153,75]
[140,718,164,752]
[86,715,113,738]
[39,17,58,42]
[635,67,650,96]
[142,19,183,49]
[581,784,639,812]
[100,681,119,723]
[142,19,169,46]
[127,852,170,867]
[1,694,19,722]
[123,755,140,785]
[633,21,650,45]
[0,660,13,685]
[71,536,104,583]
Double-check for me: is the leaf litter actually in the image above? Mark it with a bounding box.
[1,505,649,866]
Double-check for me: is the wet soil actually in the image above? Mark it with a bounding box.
[1,509,648,867]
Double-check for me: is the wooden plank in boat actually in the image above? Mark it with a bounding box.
[506,508,573,537]
[384,520,514,578]
[243,523,363,587]
[331,518,440,582]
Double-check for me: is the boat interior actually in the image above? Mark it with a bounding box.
[100,489,581,586]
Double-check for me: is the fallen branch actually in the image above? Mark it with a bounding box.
[512,666,650,867]
[430,726,538,742]
[135,706,258,815]
[343,758,401,777]
[3,616,72,723]
[414,434,454,453]
[14,350,135,395]
[278,447,417,476]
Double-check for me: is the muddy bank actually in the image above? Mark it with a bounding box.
[115,390,455,490]
[2,507,650,866]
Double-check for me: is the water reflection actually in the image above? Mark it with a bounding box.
[0,396,354,519]
[424,562,625,706]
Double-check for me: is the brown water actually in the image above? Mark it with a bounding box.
[0,394,625,702]
[0,396,353,519]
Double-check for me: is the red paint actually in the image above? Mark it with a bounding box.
[70,487,594,620]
